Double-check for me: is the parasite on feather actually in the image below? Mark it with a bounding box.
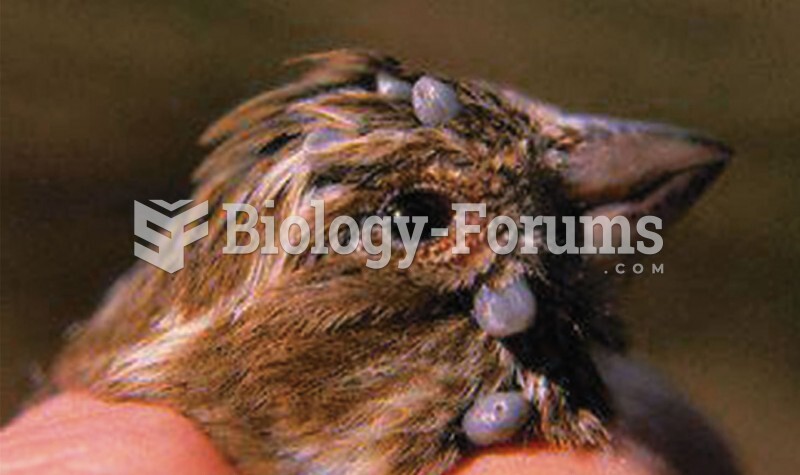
[376,72,412,100]
[411,76,462,126]
[462,391,532,446]
[472,277,537,338]
[303,128,348,153]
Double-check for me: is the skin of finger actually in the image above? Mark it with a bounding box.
[450,444,657,475]
[0,392,237,475]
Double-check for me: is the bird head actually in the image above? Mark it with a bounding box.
[54,50,730,473]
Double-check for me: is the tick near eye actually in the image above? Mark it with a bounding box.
[472,277,537,338]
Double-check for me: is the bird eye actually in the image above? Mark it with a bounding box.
[382,190,453,242]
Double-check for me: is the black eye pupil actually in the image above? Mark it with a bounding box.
[385,190,453,241]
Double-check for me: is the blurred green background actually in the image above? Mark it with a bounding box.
[1,1,798,473]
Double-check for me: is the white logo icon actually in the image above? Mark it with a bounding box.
[133,200,208,273]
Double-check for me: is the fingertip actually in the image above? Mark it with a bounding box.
[0,393,236,475]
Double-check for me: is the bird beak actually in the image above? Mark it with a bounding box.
[552,114,732,226]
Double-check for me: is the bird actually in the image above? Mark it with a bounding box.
[51,50,738,475]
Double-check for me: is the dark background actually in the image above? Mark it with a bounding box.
[2,1,798,474]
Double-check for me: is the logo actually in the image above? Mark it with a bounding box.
[133,200,209,273]
[132,199,664,273]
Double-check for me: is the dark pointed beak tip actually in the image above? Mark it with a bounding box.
[684,133,734,165]
[559,122,734,224]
